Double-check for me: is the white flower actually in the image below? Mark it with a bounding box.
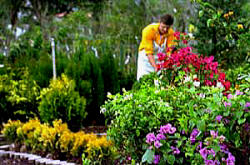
[193,81,200,87]
[100,107,106,114]
[124,94,132,100]
[216,82,224,88]
[107,92,112,98]
[199,93,205,98]
[154,79,159,87]
[184,76,191,83]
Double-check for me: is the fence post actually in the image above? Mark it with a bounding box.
[51,37,56,80]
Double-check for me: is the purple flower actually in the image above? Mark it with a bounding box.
[169,127,176,134]
[208,149,216,157]
[216,115,223,123]
[205,160,215,165]
[224,102,231,107]
[224,118,230,124]
[227,94,233,99]
[199,147,208,160]
[156,133,166,141]
[146,133,156,144]
[171,146,180,155]
[153,155,160,164]
[210,130,218,138]
[219,135,225,143]
[198,141,203,150]
[245,102,250,108]
[220,144,229,153]
[181,130,186,135]
[236,90,243,95]
[154,140,162,149]
[190,129,200,143]
[204,109,212,113]
[226,153,235,165]
[214,160,220,165]
[244,123,250,131]
[159,124,172,134]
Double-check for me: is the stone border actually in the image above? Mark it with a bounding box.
[0,145,76,165]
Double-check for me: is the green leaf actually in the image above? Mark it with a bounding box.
[207,19,212,27]
[136,129,140,136]
[167,155,175,165]
[142,149,154,163]
[197,120,206,132]
[238,118,246,125]
[199,10,204,17]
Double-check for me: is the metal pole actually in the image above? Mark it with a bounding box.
[51,38,56,80]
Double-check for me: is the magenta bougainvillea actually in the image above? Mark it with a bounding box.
[157,32,230,94]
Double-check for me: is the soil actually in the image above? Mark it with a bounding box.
[80,125,107,133]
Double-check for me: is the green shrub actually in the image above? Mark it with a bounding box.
[38,74,87,131]
[191,0,249,67]
[102,74,250,163]
[0,67,40,121]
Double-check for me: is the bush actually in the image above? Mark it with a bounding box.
[2,119,116,164]
[0,67,40,122]
[103,75,249,163]
[1,120,23,142]
[38,74,87,131]
[191,0,249,67]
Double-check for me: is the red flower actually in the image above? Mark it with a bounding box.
[222,81,231,91]
[218,72,226,82]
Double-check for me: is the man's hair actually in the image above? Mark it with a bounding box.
[160,14,174,25]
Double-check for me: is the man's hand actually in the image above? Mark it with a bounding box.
[147,54,157,72]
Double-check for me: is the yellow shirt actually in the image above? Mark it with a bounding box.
[139,23,175,55]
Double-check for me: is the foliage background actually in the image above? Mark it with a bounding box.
[0,0,249,126]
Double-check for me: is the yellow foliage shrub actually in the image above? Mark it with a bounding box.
[2,120,23,142]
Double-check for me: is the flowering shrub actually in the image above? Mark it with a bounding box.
[157,32,231,95]
[16,118,42,150]
[1,120,23,142]
[2,119,116,163]
[103,76,249,163]
[142,124,239,165]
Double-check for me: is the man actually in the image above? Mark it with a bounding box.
[137,14,175,80]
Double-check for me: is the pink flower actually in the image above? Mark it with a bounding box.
[227,94,233,99]
[171,146,180,155]
[169,127,176,134]
[153,155,160,164]
[235,90,243,95]
[216,115,223,123]
[210,130,218,138]
[159,124,172,134]
[205,80,212,86]
[204,56,214,64]
[157,52,167,61]
[156,133,166,141]
[146,133,156,144]
[224,102,231,107]
[218,72,226,82]
[154,140,162,148]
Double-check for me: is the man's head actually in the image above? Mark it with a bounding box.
[159,14,174,35]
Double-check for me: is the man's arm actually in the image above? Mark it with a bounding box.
[147,54,158,72]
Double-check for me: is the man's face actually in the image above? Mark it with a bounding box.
[159,22,170,35]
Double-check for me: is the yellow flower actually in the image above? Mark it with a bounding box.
[223,13,229,18]
[228,11,233,16]
[237,24,243,29]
